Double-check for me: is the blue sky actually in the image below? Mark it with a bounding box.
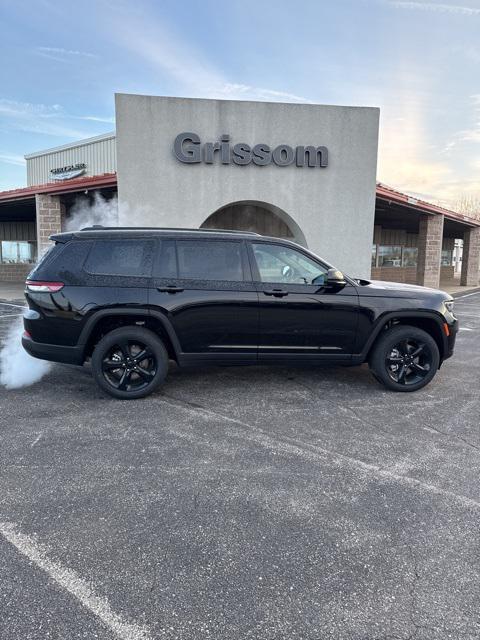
[1,0,479,207]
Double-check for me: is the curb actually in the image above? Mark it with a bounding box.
[452,287,480,299]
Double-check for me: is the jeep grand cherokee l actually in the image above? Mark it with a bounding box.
[22,228,458,399]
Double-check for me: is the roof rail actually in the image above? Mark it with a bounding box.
[79,226,261,235]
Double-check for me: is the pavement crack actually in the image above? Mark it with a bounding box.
[156,396,480,511]
[425,423,480,453]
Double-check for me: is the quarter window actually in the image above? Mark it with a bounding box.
[252,243,327,284]
[85,240,154,276]
[176,240,244,281]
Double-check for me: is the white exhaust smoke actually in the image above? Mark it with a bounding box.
[0,193,118,390]
[65,192,118,230]
[0,317,51,389]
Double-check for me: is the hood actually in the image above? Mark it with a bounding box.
[356,278,452,300]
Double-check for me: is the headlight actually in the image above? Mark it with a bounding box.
[444,300,455,313]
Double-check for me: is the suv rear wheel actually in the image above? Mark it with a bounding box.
[91,326,168,399]
[369,325,440,392]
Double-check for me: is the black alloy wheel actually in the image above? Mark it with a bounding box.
[102,340,156,392]
[369,325,440,392]
[91,327,168,399]
[385,338,432,386]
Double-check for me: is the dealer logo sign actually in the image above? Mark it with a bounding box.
[50,163,87,181]
[174,133,328,168]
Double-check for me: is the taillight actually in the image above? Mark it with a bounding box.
[25,280,64,293]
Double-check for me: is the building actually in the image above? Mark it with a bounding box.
[0,93,479,288]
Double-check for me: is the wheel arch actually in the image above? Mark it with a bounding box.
[361,312,447,363]
[79,308,181,363]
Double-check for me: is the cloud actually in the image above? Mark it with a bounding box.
[76,115,116,124]
[112,12,310,104]
[35,46,97,61]
[0,153,26,167]
[445,94,480,145]
[388,1,480,16]
[220,84,312,104]
[0,99,111,139]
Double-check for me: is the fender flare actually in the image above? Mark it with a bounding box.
[357,310,448,360]
[77,307,182,359]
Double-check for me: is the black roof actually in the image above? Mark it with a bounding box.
[50,226,293,244]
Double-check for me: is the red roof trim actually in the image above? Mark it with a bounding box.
[376,182,480,227]
[0,173,117,202]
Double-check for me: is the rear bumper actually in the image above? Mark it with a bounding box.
[22,335,84,365]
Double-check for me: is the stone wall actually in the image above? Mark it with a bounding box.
[35,193,64,256]
[416,214,444,288]
[0,263,32,282]
[461,227,480,287]
[371,267,417,284]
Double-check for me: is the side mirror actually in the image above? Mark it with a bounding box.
[326,268,347,288]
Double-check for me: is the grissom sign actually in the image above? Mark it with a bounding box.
[50,163,86,181]
[174,132,328,168]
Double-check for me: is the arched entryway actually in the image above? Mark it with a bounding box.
[200,200,307,247]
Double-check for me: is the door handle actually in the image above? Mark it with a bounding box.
[157,286,184,294]
[263,289,288,298]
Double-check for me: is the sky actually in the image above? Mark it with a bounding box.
[0,0,479,208]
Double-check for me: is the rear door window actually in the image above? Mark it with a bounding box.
[85,240,154,277]
[176,240,245,282]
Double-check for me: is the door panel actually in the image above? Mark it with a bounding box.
[249,241,359,359]
[149,238,259,360]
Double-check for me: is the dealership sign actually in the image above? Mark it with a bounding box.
[174,133,328,168]
[50,163,86,181]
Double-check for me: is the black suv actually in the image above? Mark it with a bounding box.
[22,228,458,399]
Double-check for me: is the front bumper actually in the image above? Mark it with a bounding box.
[443,317,458,361]
[22,334,84,365]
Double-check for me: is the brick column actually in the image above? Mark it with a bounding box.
[35,194,65,257]
[460,227,480,287]
[416,214,444,288]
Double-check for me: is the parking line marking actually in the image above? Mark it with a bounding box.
[0,302,26,309]
[454,291,480,300]
[0,522,152,640]
[158,397,480,512]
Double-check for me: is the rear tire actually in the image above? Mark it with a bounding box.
[369,325,440,392]
[91,326,168,399]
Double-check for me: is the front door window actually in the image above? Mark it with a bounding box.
[252,243,327,285]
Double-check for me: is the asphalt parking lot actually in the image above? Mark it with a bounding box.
[0,293,479,640]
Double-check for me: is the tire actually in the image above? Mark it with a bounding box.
[368,325,440,392]
[91,326,168,399]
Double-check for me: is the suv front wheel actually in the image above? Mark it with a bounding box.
[91,326,169,399]
[369,325,440,392]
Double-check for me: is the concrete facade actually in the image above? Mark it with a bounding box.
[115,94,379,278]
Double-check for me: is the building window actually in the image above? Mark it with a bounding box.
[371,245,377,268]
[377,246,402,267]
[441,249,453,266]
[0,241,36,264]
[402,247,418,267]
